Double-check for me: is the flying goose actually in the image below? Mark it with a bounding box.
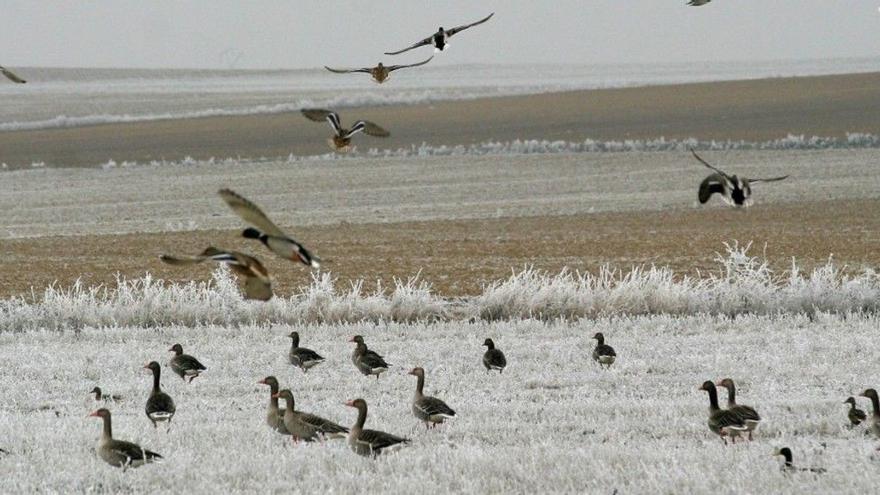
[257,376,290,435]
[273,389,349,442]
[409,367,456,429]
[0,66,26,84]
[350,335,390,379]
[687,0,712,6]
[691,149,788,207]
[482,338,506,373]
[89,408,162,469]
[345,398,409,457]
[773,447,826,474]
[325,56,433,84]
[218,189,320,268]
[592,332,616,369]
[385,13,494,55]
[288,331,325,373]
[168,344,207,383]
[700,381,749,444]
[858,388,880,439]
[90,387,122,403]
[715,378,761,440]
[143,362,176,428]
[302,109,390,152]
[844,396,867,427]
[160,247,273,301]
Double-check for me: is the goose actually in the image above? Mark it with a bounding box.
[161,247,273,301]
[288,331,325,373]
[257,376,289,435]
[325,56,433,84]
[773,447,826,474]
[715,378,761,440]
[0,66,26,84]
[345,398,409,457]
[700,381,748,444]
[301,109,389,152]
[858,388,880,439]
[592,332,616,369]
[273,389,348,442]
[143,361,175,428]
[350,335,390,379]
[482,338,506,373]
[844,396,867,427]
[691,149,788,207]
[217,189,320,268]
[687,0,712,6]
[385,13,494,55]
[90,386,122,403]
[168,344,207,383]
[89,408,162,469]
[409,367,456,429]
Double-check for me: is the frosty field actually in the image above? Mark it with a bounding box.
[1,314,879,493]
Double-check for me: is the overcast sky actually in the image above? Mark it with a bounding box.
[3,1,879,69]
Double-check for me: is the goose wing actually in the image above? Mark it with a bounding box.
[360,352,390,369]
[387,56,434,72]
[690,149,731,178]
[446,13,495,37]
[298,412,349,435]
[218,188,286,237]
[0,66,26,84]
[745,175,788,184]
[301,109,343,136]
[174,354,207,372]
[415,396,456,418]
[292,347,324,363]
[324,66,372,74]
[698,174,729,204]
[358,428,409,451]
[345,120,390,139]
[384,36,433,56]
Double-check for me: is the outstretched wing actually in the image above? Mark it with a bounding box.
[159,254,209,266]
[384,36,433,56]
[690,148,730,178]
[218,188,286,237]
[346,120,390,139]
[0,66,26,84]
[324,66,372,74]
[387,56,434,72]
[446,13,494,37]
[302,109,342,136]
[745,175,788,184]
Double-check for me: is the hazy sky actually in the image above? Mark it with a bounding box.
[3,1,880,69]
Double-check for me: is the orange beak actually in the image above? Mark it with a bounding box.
[271,392,280,399]
[345,400,355,407]
[87,411,100,417]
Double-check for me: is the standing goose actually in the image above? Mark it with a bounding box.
[143,361,175,428]
[218,189,320,268]
[257,376,289,435]
[691,149,788,207]
[482,338,507,373]
[325,56,433,84]
[844,396,867,427]
[273,389,348,442]
[350,335,390,379]
[592,332,616,369]
[161,247,273,301]
[90,386,122,403]
[715,378,761,440]
[385,13,494,55]
[858,388,880,439]
[345,398,409,457]
[0,66,26,84]
[288,331,325,373]
[699,381,748,444]
[409,367,456,429]
[302,109,390,153]
[168,344,207,383]
[89,409,162,469]
[773,447,826,474]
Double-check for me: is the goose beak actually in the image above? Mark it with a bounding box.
[271,392,280,399]
[348,337,355,343]
[87,411,100,418]
[771,448,782,456]
[257,379,266,385]
[345,400,355,407]
[408,369,416,376]
[714,380,723,387]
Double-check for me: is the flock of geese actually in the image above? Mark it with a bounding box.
[0,3,838,479]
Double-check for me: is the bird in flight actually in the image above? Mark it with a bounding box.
[301,109,390,153]
[691,149,788,208]
[325,56,433,84]
[0,66,26,84]
[385,13,494,55]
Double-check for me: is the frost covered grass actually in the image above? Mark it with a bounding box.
[1,314,879,493]
[2,244,879,332]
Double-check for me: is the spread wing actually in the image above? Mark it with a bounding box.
[387,56,434,72]
[698,174,728,204]
[690,148,730,178]
[447,13,495,37]
[324,66,372,74]
[159,254,209,266]
[301,109,342,136]
[218,188,286,237]
[384,36,434,56]
[346,120,390,138]
[745,175,788,184]
[0,66,26,84]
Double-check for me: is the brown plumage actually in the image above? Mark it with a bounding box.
[324,56,433,83]
[161,247,273,301]
[89,408,162,469]
[302,109,389,152]
[345,398,409,457]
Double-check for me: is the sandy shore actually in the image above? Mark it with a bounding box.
[1,72,879,168]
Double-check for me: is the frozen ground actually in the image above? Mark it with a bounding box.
[1,314,878,493]
[1,149,878,239]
